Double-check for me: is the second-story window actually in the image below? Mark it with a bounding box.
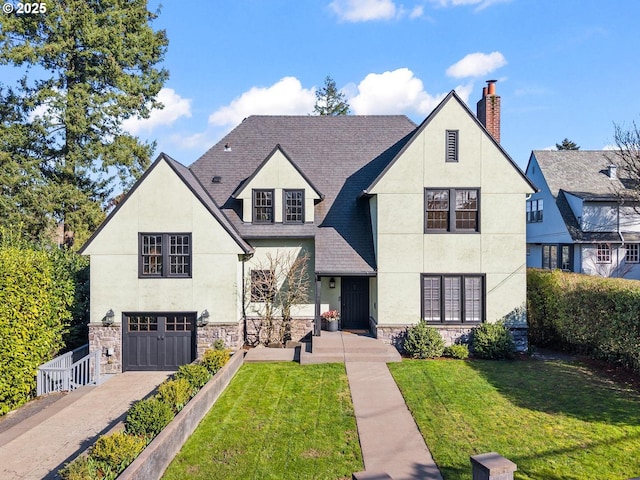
[527,199,543,223]
[284,189,304,223]
[425,188,479,233]
[253,189,274,223]
[140,233,191,278]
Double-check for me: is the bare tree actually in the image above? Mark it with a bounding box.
[244,250,310,346]
[609,121,640,210]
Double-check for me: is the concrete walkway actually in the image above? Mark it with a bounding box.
[348,361,443,480]
[247,331,443,479]
[0,371,169,480]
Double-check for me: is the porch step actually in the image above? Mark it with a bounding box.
[300,332,401,365]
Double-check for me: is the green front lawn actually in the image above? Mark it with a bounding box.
[389,359,640,480]
[163,363,362,480]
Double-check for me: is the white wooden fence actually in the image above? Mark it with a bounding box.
[37,344,101,396]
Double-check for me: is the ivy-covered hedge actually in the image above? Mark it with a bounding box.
[0,238,89,415]
[527,268,640,373]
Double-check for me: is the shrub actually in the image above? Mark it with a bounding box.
[201,348,231,375]
[176,363,211,395]
[90,431,146,472]
[0,247,61,414]
[443,344,469,359]
[125,397,174,438]
[212,338,226,350]
[528,268,640,373]
[473,322,515,359]
[59,455,114,480]
[157,378,193,413]
[403,321,445,359]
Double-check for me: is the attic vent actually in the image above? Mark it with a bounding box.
[446,130,458,162]
[212,176,222,183]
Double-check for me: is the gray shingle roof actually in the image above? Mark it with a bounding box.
[533,150,639,243]
[190,115,417,274]
[80,153,254,255]
[533,150,627,199]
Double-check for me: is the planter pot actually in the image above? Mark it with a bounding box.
[327,320,339,332]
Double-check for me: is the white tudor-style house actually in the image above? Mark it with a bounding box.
[80,82,535,372]
[525,150,640,279]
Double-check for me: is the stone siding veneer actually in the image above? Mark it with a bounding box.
[373,321,529,353]
[88,323,122,374]
[244,317,314,346]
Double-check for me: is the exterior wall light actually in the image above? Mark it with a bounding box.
[198,309,210,327]
[103,309,115,326]
[329,277,336,289]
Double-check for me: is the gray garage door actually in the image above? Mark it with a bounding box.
[123,312,196,371]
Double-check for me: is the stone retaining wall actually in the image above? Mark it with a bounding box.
[373,320,529,353]
[119,349,244,480]
[244,317,313,346]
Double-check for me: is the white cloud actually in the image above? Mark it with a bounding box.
[208,77,315,127]
[409,5,424,18]
[349,67,467,116]
[446,52,507,79]
[330,0,396,21]
[122,88,191,135]
[329,0,426,22]
[429,0,511,10]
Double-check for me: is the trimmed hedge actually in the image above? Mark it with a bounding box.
[0,240,89,415]
[527,268,640,373]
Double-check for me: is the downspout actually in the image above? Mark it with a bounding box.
[241,253,253,344]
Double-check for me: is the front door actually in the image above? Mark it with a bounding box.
[341,277,370,330]
[123,312,196,371]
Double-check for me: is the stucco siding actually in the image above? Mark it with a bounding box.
[86,159,244,327]
[370,96,532,327]
[244,238,316,318]
[236,149,319,223]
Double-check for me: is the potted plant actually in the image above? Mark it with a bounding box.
[321,310,340,332]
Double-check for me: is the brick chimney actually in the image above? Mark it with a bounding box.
[476,79,501,143]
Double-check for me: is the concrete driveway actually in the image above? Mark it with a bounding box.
[0,371,170,479]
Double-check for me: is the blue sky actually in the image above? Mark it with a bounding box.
[17,0,640,170]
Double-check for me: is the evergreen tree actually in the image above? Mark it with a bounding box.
[0,1,168,246]
[313,76,350,116]
[556,138,580,150]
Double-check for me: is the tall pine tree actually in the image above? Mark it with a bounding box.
[0,0,168,246]
[313,76,350,116]
[556,138,580,150]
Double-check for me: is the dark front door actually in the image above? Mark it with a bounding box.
[341,277,370,330]
[123,312,196,371]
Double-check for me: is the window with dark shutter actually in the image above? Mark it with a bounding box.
[422,274,484,324]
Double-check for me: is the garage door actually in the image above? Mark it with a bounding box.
[123,313,196,371]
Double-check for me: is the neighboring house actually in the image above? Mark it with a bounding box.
[81,82,535,372]
[525,150,640,279]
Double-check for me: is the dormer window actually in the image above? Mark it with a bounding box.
[284,189,304,223]
[253,189,274,223]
